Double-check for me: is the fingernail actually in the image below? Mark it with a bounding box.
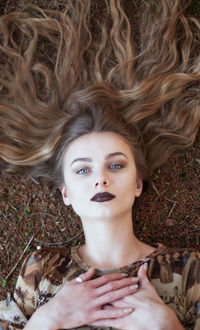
[132,277,139,282]
[121,273,128,277]
[124,308,133,313]
[143,262,148,271]
[130,284,138,290]
[89,267,95,271]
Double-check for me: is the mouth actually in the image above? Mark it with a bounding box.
[91,192,116,203]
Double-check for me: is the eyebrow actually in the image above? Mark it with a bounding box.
[71,152,128,166]
[71,157,92,166]
[105,152,128,160]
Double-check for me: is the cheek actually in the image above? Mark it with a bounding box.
[67,182,88,206]
[64,176,82,195]
[122,172,137,189]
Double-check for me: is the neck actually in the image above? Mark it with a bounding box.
[79,211,154,269]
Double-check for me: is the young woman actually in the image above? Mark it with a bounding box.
[0,106,199,330]
[0,0,199,329]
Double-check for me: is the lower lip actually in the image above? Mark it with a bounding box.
[91,196,115,202]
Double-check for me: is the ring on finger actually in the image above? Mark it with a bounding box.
[75,276,83,283]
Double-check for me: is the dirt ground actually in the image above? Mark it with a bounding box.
[0,0,200,300]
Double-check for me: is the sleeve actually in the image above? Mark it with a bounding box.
[0,250,44,330]
[181,250,200,330]
[0,295,27,330]
[150,248,200,330]
[194,310,200,330]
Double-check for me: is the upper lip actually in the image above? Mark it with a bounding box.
[91,192,116,202]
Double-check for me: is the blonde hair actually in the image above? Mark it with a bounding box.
[33,88,149,186]
[0,0,199,182]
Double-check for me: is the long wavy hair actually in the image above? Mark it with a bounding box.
[0,0,199,185]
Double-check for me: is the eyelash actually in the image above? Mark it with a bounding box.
[109,163,124,170]
[76,168,90,175]
[75,163,125,175]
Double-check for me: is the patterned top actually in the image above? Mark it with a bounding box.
[0,244,200,330]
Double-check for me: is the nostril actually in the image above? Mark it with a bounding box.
[95,180,109,187]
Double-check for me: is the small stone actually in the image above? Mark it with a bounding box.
[165,218,174,227]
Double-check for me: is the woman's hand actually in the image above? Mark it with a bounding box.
[89,264,184,330]
[24,267,139,330]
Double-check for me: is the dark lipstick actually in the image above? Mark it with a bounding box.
[91,192,116,202]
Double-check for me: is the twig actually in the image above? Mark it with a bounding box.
[5,234,35,280]
[10,205,18,212]
[31,212,56,218]
[0,209,9,221]
[152,182,160,196]
[165,198,177,204]
[0,210,10,236]
[21,198,31,219]
[155,189,168,200]
[35,229,84,246]
[28,175,39,185]
[188,225,200,232]
[167,202,177,218]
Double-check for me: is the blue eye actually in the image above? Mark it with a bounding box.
[76,168,89,174]
[110,163,124,170]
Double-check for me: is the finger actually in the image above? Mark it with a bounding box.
[96,277,139,296]
[91,272,129,288]
[70,267,95,284]
[93,306,133,320]
[96,283,138,306]
[102,305,113,310]
[89,318,120,328]
[137,263,151,289]
[106,300,130,308]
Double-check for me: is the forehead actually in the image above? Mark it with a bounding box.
[63,132,134,164]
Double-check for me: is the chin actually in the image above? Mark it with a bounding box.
[91,207,123,219]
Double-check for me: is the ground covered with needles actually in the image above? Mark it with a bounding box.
[0,0,200,300]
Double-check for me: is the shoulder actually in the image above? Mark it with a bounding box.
[157,246,200,269]
[149,246,200,283]
[149,247,200,327]
[13,246,72,316]
[19,246,72,287]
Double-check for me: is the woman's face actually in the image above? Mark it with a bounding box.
[61,132,142,221]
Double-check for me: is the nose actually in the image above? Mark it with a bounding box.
[94,170,109,188]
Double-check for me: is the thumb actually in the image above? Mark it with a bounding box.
[137,263,151,289]
[71,267,95,284]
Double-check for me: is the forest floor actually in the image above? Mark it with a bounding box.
[0,0,200,300]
